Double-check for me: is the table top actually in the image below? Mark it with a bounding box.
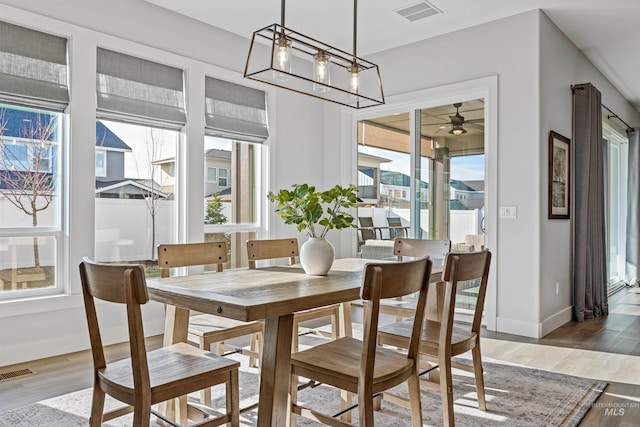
[147,258,441,322]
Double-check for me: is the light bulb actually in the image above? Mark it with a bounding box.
[313,50,331,92]
[273,34,292,81]
[348,62,359,94]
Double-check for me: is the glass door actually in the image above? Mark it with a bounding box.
[356,100,486,313]
[603,122,628,294]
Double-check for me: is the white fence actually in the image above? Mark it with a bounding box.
[0,197,175,269]
[357,207,482,244]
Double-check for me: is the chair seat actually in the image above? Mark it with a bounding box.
[379,319,477,356]
[291,336,415,394]
[100,342,239,404]
[188,313,263,340]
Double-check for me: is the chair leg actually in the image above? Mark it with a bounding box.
[227,369,240,427]
[358,388,375,427]
[132,399,152,427]
[289,370,298,427]
[340,390,353,423]
[89,385,106,427]
[201,337,212,407]
[407,371,423,427]
[472,344,487,411]
[439,355,455,427]
[175,396,188,427]
[330,311,339,340]
[250,332,260,368]
[292,319,300,352]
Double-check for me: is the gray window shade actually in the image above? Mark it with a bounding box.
[205,77,269,143]
[96,48,186,129]
[0,21,69,111]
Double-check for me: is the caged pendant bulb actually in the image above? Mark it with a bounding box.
[348,62,360,94]
[273,34,292,80]
[313,50,331,92]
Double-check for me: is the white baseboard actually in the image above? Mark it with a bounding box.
[495,306,573,339]
[495,316,540,338]
[540,306,573,337]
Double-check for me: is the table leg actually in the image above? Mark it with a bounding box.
[257,314,294,427]
[158,305,190,425]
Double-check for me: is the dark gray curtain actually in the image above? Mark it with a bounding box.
[572,83,608,321]
[626,128,640,286]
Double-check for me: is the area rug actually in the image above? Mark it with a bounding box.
[0,346,607,427]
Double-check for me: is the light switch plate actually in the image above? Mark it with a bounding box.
[499,206,517,219]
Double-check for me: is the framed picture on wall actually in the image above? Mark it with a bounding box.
[548,131,571,219]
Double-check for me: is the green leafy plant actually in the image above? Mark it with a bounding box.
[205,193,228,225]
[268,183,358,238]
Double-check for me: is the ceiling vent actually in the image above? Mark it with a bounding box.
[394,1,442,22]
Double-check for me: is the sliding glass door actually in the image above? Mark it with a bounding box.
[603,122,628,294]
[356,100,486,253]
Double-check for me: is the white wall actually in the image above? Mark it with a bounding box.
[355,12,541,336]
[538,12,640,333]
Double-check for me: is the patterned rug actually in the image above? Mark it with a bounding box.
[0,345,607,427]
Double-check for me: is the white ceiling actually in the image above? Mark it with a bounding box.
[145,0,640,115]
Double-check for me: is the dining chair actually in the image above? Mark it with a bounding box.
[357,216,380,251]
[157,242,264,406]
[377,250,492,427]
[289,257,433,427]
[381,238,451,322]
[386,216,409,239]
[79,257,240,427]
[246,237,341,351]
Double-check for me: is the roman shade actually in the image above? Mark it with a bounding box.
[0,21,69,111]
[96,48,186,129]
[205,77,269,143]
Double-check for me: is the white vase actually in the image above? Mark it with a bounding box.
[300,237,335,275]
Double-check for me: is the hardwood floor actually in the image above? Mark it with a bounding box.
[1,287,639,425]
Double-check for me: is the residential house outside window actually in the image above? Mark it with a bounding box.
[218,167,228,187]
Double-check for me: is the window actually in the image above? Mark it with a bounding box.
[95,48,185,270]
[207,167,216,183]
[0,20,68,299]
[95,150,106,177]
[218,168,228,187]
[203,77,268,268]
[2,142,28,170]
[0,105,64,298]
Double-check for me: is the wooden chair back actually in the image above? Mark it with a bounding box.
[157,241,227,278]
[360,257,433,380]
[441,250,492,339]
[246,238,299,269]
[394,238,451,262]
[79,258,150,388]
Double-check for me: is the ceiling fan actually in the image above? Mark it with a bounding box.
[430,102,484,136]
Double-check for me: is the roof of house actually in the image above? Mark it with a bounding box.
[205,148,231,160]
[0,170,54,190]
[95,121,131,151]
[95,178,167,198]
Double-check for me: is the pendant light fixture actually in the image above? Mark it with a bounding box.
[244,0,384,109]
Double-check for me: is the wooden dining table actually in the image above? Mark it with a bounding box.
[146,257,442,427]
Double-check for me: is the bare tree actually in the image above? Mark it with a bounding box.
[134,128,168,261]
[0,110,57,268]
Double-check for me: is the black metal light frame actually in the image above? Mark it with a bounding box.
[244,0,384,109]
